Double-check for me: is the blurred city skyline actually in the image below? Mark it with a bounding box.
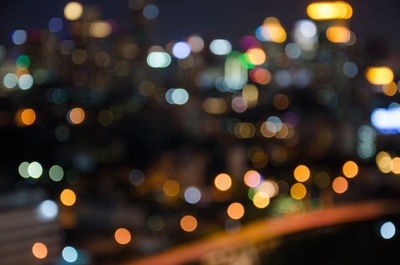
[1,0,400,52]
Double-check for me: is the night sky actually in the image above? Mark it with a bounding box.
[1,0,400,52]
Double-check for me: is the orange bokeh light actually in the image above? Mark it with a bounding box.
[68,107,85,125]
[332,176,348,194]
[180,215,198,232]
[246,48,266,65]
[294,165,310,182]
[366,67,394,85]
[15,108,36,126]
[60,188,76,206]
[391,157,400,174]
[114,228,132,245]
[32,242,48,259]
[214,173,232,191]
[227,202,245,220]
[326,26,351,43]
[342,161,358,178]
[307,1,353,20]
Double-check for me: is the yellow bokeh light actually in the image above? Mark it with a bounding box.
[294,165,310,182]
[366,67,394,85]
[15,108,36,126]
[261,17,287,43]
[260,121,275,138]
[89,21,112,38]
[60,188,76,206]
[376,151,392,173]
[332,176,348,194]
[114,228,132,245]
[253,191,270,208]
[32,242,48,259]
[227,202,245,220]
[202,97,227,114]
[180,215,197,232]
[265,25,286,43]
[326,26,351,43]
[244,170,262,188]
[290,183,306,200]
[68,107,85,125]
[246,48,266,65]
[163,180,180,197]
[342,161,358,178]
[242,84,259,107]
[391,157,400,174]
[382,82,397,96]
[214,173,232,191]
[307,1,353,20]
[64,2,83,21]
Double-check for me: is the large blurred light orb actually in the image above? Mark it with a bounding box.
[89,21,112,38]
[67,107,85,125]
[11,30,27,45]
[4,73,18,88]
[297,20,317,38]
[285,43,301,59]
[49,17,63,32]
[60,189,76,206]
[64,2,83,21]
[143,4,159,20]
[32,242,48,259]
[214,173,232,191]
[266,116,282,133]
[243,170,262,188]
[38,200,58,221]
[366,67,393,85]
[307,1,353,20]
[209,39,232,55]
[49,165,64,182]
[28,161,43,179]
[294,164,310,182]
[380,221,396,239]
[371,108,400,133]
[18,74,34,90]
[180,215,197,232]
[184,187,201,204]
[253,191,270,208]
[343,62,358,78]
[147,52,171,68]
[171,88,189,105]
[188,35,204,52]
[227,202,245,220]
[62,246,78,263]
[18,161,30,178]
[172,41,191,59]
[114,228,132,245]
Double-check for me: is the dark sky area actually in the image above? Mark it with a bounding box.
[1,0,400,52]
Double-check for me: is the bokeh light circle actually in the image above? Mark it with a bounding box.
[64,2,83,21]
[114,228,132,245]
[214,173,232,191]
[172,42,191,59]
[60,188,76,206]
[227,202,245,220]
[180,215,198,232]
[32,242,48,259]
[62,246,78,263]
[380,221,396,239]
